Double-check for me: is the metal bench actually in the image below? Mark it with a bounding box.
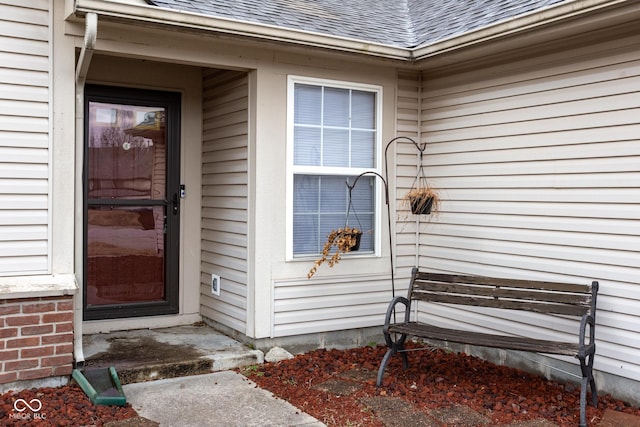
[377,267,599,427]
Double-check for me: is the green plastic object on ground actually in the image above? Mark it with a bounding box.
[72,366,127,406]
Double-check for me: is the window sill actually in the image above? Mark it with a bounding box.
[0,274,78,299]
[291,250,378,262]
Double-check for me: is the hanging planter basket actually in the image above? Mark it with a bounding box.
[307,177,368,279]
[406,188,437,215]
[403,152,440,215]
[410,195,434,215]
[307,226,362,279]
[346,227,363,251]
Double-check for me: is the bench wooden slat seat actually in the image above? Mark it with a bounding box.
[388,322,588,356]
[377,268,599,427]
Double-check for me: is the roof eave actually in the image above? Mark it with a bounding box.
[73,0,413,61]
[74,0,637,65]
[411,0,633,61]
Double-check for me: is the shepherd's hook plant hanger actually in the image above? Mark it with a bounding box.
[383,136,427,298]
[383,136,427,197]
[344,136,426,300]
[345,171,394,296]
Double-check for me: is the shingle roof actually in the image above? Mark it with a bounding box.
[147,0,570,48]
[407,0,569,48]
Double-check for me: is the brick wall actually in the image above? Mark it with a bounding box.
[0,296,74,384]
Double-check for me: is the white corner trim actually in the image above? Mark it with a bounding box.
[0,274,78,299]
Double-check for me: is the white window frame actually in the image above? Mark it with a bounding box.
[285,75,383,262]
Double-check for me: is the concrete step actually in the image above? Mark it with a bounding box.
[81,324,264,384]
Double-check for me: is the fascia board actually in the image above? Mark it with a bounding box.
[411,0,633,61]
[73,0,638,65]
[73,0,412,61]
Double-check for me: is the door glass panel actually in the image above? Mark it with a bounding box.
[86,102,167,307]
[87,105,165,200]
[86,206,165,305]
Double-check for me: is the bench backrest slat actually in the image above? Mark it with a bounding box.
[413,282,592,306]
[419,272,590,293]
[410,270,595,317]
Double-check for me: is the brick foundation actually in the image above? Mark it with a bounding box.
[0,296,74,384]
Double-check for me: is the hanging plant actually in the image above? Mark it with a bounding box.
[403,185,440,215]
[307,226,362,279]
[402,150,440,215]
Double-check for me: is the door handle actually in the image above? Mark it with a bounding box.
[172,193,179,215]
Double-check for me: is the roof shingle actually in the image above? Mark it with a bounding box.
[148,0,571,48]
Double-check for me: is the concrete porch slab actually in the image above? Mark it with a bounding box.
[81,324,263,384]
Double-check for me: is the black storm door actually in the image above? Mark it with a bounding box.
[83,85,181,320]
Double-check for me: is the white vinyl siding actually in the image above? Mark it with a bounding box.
[0,1,50,275]
[272,275,391,337]
[417,34,640,382]
[200,69,249,333]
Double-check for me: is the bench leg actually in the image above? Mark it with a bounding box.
[377,332,408,387]
[590,376,597,406]
[376,348,394,387]
[578,352,597,427]
[401,350,409,370]
[579,377,588,427]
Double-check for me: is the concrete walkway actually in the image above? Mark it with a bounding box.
[121,371,325,427]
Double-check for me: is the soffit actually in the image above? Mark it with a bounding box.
[73,0,640,64]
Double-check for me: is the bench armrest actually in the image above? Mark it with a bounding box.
[578,313,596,358]
[382,296,410,349]
[383,296,410,328]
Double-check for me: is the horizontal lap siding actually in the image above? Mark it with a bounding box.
[272,275,392,337]
[200,69,249,333]
[419,34,640,381]
[0,1,49,275]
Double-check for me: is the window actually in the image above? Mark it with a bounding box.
[287,76,382,259]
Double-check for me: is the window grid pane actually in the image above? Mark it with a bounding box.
[292,81,378,257]
[293,175,374,255]
[293,84,376,169]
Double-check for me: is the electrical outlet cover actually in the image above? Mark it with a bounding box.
[211,274,221,296]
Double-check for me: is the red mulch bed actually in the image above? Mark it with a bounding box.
[242,343,640,426]
[2,343,639,426]
[0,384,137,426]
